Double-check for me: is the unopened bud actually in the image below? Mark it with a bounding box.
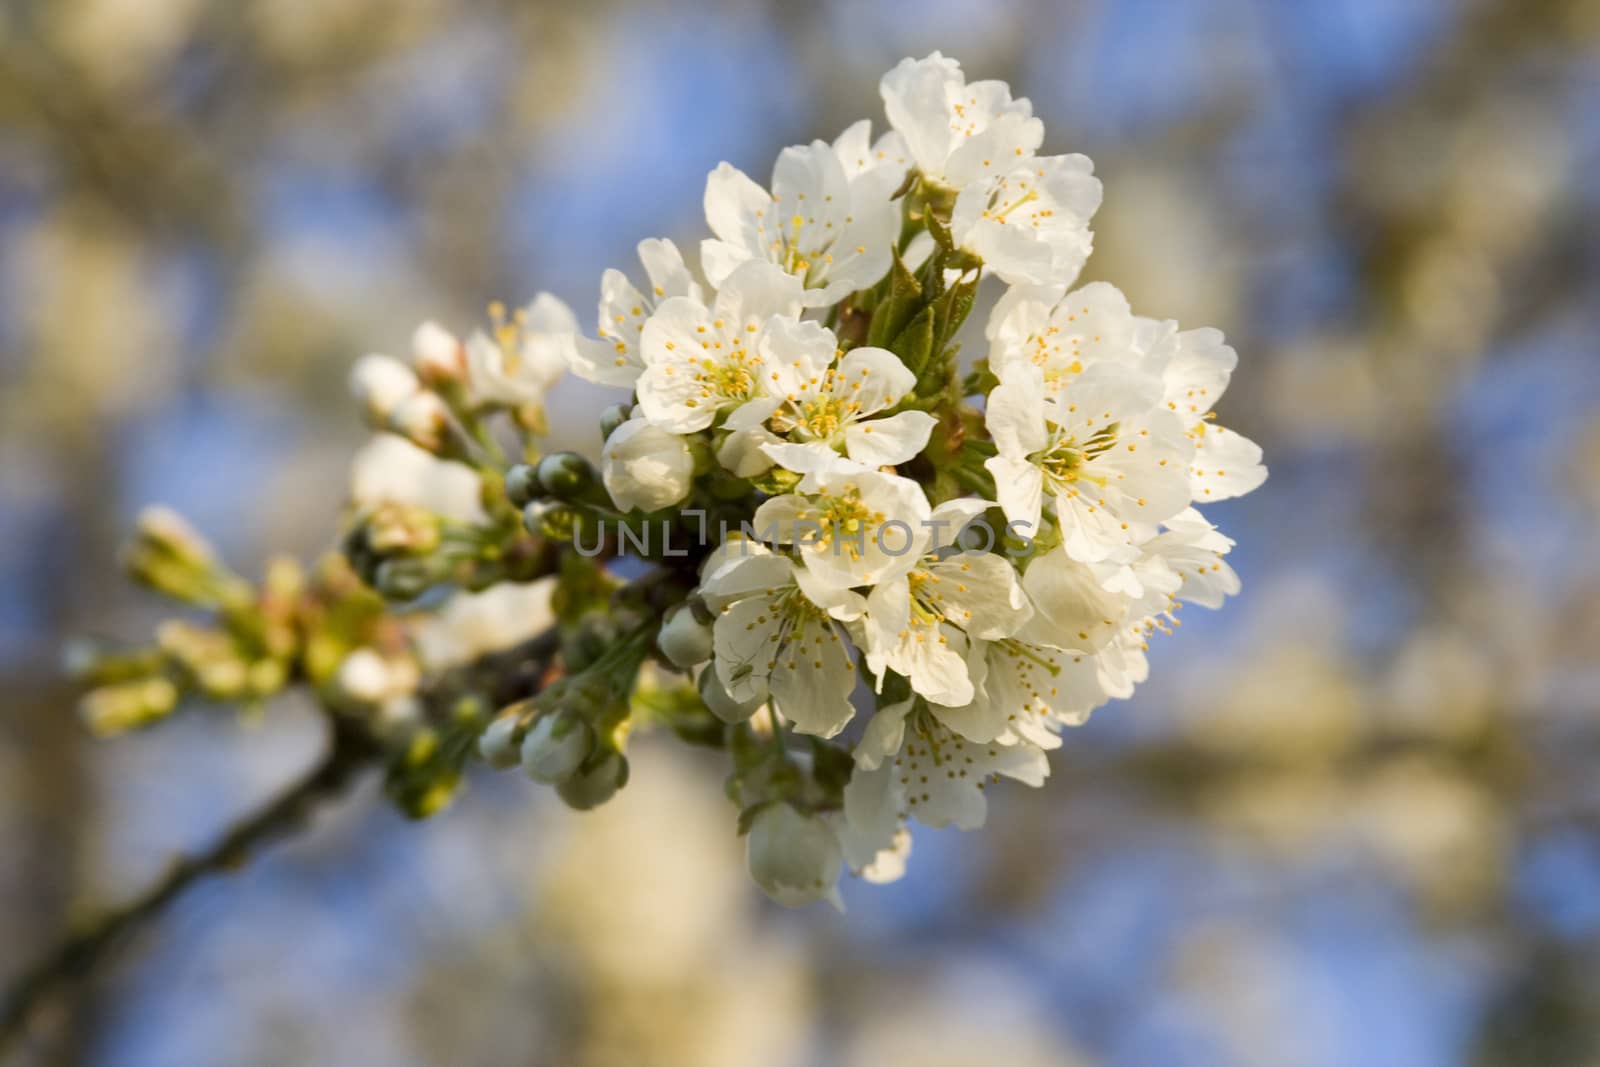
[521,711,594,784]
[389,390,452,454]
[523,499,581,541]
[136,506,217,569]
[350,354,420,424]
[745,803,842,908]
[336,648,395,704]
[504,464,540,509]
[657,604,712,669]
[555,750,629,810]
[373,558,434,601]
[478,712,523,769]
[536,451,598,499]
[80,677,179,737]
[411,321,465,387]
[699,666,765,724]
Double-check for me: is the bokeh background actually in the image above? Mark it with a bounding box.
[3,0,1599,1064]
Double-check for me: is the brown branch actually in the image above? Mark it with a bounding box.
[0,717,379,1060]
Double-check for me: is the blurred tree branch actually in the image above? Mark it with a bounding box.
[0,623,565,1059]
[0,715,378,1060]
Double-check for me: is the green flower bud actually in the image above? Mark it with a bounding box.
[523,500,581,541]
[373,558,434,601]
[504,463,540,509]
[751,467,802,495]
[536,451,598,499]
[555,750,629,811]
[521,711,594,784]
[79,677,179,737]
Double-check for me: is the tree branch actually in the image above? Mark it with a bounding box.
[0,716,379,1059]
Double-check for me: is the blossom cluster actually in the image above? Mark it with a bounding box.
[86,54,1264,907]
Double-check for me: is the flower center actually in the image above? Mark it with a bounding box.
[806,488,886,562]
[1031,421,1118,490]
[691,347,760,408]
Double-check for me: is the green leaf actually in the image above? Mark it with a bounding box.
[889,305,936,378]
[935,276,980,349]
[924,205,956,252]
[962,358,1000,397]
[867,250,922,350]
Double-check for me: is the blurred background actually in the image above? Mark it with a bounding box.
[2,0,1599,1064]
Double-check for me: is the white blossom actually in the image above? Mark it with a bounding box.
[985,360,1193,563]
[303,52,1270,901]
[949,154,1101,287]
[703,546,863,739]
[410,578,556,671]
[463,293,575,408]
[751,457,931,590]
[722,317,937,472]
[349,353,420,424]
[478,713,521,769]
[521,713,593,785]
[1139,317,1269,502]
[879,52,1043,191]
[410,319,466,384]
[847,698,1049,834]
[858,499,1031,712]
[568,238,702,388]
[635,261,803,432]
[349,434,486,524]
[658,604,714,669]
[702,135,902,306]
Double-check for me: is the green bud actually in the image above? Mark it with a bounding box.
[751,467,802,495]
[524,500,580,540]
[373,558,434,601]
[555,750,629,810]
[80,677,179,737]
[536,451,598,499]
[504,463,540,509]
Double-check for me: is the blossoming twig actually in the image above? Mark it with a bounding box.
[70,51,1266,917]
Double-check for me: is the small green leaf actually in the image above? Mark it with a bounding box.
[890,306,936,378]
[935,276,980,349]
[925,206,956,252]
[867,250,922,349]
[962,358,1000,397]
